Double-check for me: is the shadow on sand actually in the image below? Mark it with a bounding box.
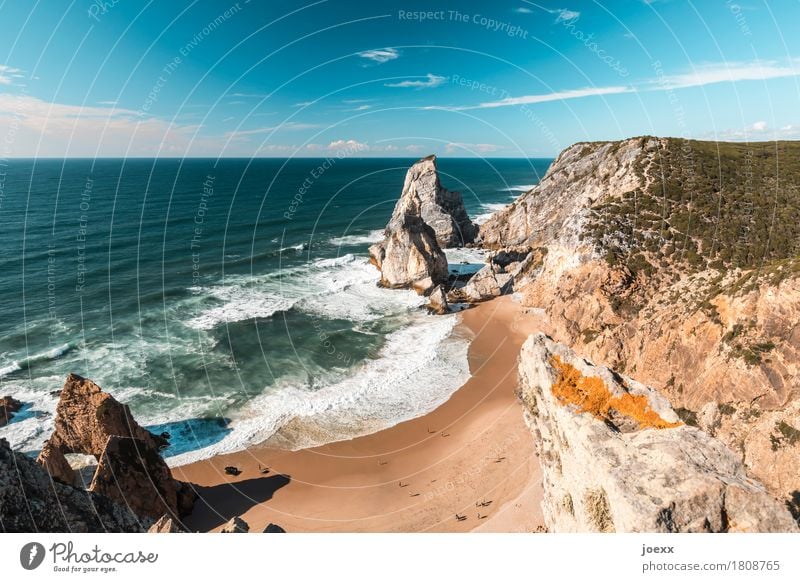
[183,473,291,532]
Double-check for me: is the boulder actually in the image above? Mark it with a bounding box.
[388,155,477,248]
[89,435,196,521]
[0,438,145,532]
[462,264,512,302]
[517,333,799,533]
[37,439,76,486]
[148,515,186,533]
[427,285,450,315]
[262,523,286,533]
[220,516,249,533]
[0,395,22,427]
[46,373,167,457]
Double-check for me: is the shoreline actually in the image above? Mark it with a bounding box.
[174,295,545,533]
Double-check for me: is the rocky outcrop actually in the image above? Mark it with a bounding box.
[0,396,22,427]
[0,438,145,532]
[263,523,286,533]
[427,285,450,314]
[369,214,448,294]
[220,516,249,533]
[90,436,196,520]
[390,155,477,248]
[369,155,480,294]
[37,439,76,485]
[148,515,186,533]
[517,333,798,532]
[461,264,511,302]
[44,373,167,457]
[36,374,195,523]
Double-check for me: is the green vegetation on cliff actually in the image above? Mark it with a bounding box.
[585,138,800,281]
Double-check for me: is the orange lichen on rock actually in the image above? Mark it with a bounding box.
[549,356,680,430]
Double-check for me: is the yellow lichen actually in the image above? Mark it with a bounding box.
[549,356,680,430]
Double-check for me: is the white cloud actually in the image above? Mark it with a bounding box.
[225,122,322,138]
[705,122,800,141]
[357,48,399,64]
[652,60,800,90]
[0,94,221,156]
[515,7,533,13]
[385,73,447,89]
[445,142,503,154]
[328,139,368,151]
[0,64,26,86]
[431,85,631,111]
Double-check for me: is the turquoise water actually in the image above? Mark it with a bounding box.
[0,157,550,462]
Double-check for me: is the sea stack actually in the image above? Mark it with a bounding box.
[392,155,477,248]
[370,156,464,294]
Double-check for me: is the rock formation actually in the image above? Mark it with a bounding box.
[45,373,167,456]
[262,523,286,533]
[517,333,799,533]
[369,155,480,295]
[90,435,196,520]
[37,439,76,485]
[0,438,145,532]
[427,285,450,314]
[36,373,196,522]
[391,155,477,248]
[369,211,448,295]
[477,137,800,506]
[0,396,22,427]
[220,516,249,533]
[148,514,186,533]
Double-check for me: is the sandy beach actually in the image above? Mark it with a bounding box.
[174,296,545,533]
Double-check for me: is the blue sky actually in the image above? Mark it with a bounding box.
[1,0,798,157]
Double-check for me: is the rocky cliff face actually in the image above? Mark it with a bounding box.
[518,333,798,532]
[0,438,145,532]
[479,137,800,508]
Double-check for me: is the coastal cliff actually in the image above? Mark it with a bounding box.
[478,137,800,510]
[517,333,798,532]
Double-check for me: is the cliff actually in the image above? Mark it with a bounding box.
[517,333,798,532]
[478,137,800,508]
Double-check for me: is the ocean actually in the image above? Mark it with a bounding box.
[0,156,551,464]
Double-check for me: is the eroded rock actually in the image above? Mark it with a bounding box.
[89,435,196,521]
[47,373,167,457]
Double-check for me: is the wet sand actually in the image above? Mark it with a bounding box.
[173,295,545,532]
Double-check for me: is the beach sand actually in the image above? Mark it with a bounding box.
[174,295,545,533]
